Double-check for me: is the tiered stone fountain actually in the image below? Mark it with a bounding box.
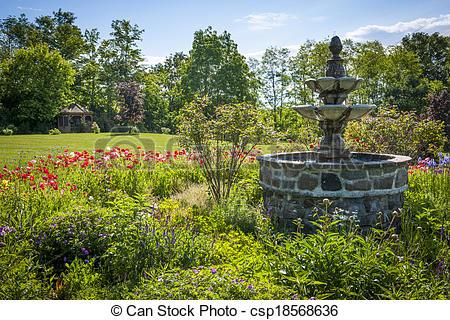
[258,36,411,232]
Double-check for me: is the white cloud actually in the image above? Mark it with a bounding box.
[235,12,298,31]
[17,6,43,12]
[346,14,450,41]
[142,55,166,66]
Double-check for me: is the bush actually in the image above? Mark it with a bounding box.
[48,128,61,135]
[179,97,267,203]
[344,106,447,159]
[160,127,171,134]
[91,121,100,134]
[1,128,13,135]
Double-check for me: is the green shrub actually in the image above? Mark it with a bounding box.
[48,128,61,135]
[1,128,13,135]
[344,106,447,158]
[54,259,107,299]
[91,121,100,134]
[160,127,171,134]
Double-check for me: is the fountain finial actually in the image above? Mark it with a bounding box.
[326,36,346,78]
[329,36,343,58]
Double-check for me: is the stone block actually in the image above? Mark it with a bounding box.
[373,176,394,189]
[395,168,408,187]
[321,172,342,191]
[345,179,372,191]
[298,173,319,190]
[341,170,367,180]
[281,180,296,190]
[271,161,281,169]
[271,178,281,188]
[285,168,300,178]
[369,168,383,177]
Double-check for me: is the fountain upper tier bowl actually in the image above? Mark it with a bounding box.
[292,104,376,122]
[305,76,363,104]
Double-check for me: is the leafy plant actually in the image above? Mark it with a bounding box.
[179,96,267,202]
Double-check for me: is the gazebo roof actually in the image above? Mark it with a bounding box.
[60,103,93,115]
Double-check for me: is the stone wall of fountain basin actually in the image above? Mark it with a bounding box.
[257,152,411,232]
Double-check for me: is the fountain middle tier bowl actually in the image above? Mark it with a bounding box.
[292,104,376,121]
[257,151,411,232]
[305,76,363,93]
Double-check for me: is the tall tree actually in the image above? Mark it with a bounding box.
[382,46,427,111]
[99,20,144,82]
[74,29,103,112]
[402,32,450,84]
[34,9,85,61]
[0,14,36,59]
[253,47,291,128]
[349,40,386,104]
[181,26,257,109]
[99,20,144,111]
[0,44,74,132]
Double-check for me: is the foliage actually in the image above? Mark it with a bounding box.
[91,121,100,134]
[252,47,291,128]
[179,97,266,202]
[1,128,13,135]
[181,26,257,109]
[401,32,449,84]
[48,128,61,135]
[344,106,448,159]
[426,89,450,140]
[116,81,144,126]
[0,44,74,132]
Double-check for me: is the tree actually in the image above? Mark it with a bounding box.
[142,72,170,132]
[253,47,291,128]
[349,40,386,104]
[402,32,450,84]
[98,20,144,111]
[116,81,144,126]
[181,27,257,109]
[426,89,450,140]
[382,46,428,111]
[99,20,144,82]
[34,9,85,61]
[0,14,37,59]
[180,97,266,203]
[0,44,74,132]
[74,29,103,111]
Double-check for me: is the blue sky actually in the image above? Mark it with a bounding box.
[1,0,449,63]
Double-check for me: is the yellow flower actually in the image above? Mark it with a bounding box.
[2,180,9,189]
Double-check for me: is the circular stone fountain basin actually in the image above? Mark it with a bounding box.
[257,152,411,231]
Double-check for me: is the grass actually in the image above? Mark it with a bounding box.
[0,133,179,165]
[0,133,279,165]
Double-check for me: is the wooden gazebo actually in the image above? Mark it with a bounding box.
[57,104,93,133]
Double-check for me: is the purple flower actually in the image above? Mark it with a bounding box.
[210,268,217,274]
[247,284,254,290]
[193,269,199,275]
[84,259,89,264]
[0,226,16,237]
[81,247,89,255]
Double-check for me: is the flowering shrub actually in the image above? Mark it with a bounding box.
[344,106,447,159]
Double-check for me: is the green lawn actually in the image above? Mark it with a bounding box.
[0,133,179,165]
